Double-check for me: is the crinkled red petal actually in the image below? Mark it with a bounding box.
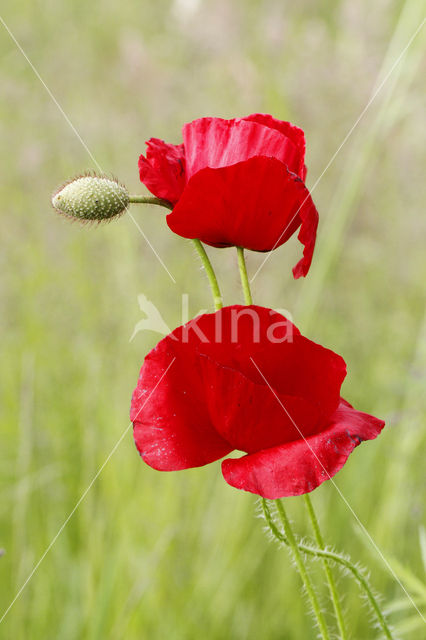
[167,156,318,277]
[243,113,307,179]
[183,116,305,178]
[138,138,186,204]
[221,400,385,498]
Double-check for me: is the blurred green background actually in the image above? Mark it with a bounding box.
[1,0,425,638]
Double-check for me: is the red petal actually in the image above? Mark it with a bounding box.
[131,338,232,470]
[167,156,318,276]
[221,400,385,498]
[192,307,344,425]
[243,113,307,179]
[192,305,300,376]
[200,354,320,453]
[250,335,346,424]
[183,117,305,178]
[292,190,319,278]
[138,138,186,204]
[198,325,345,452]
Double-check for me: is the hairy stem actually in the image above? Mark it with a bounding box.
[261,499,394,640]
[275,499,331,640]
[237,247,253,305]
[304,495,347,640]
[129,195,173,209]
[192,239,223,310]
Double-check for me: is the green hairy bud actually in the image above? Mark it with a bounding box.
[52,175,129,222]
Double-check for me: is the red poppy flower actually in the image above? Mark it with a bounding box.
[130,306,384,498]
[138,114,318,278]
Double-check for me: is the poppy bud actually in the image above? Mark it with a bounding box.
[52,175,129,222]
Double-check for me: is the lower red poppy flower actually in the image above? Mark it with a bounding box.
[130,306,384,498]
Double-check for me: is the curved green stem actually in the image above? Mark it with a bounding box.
[129,195,173,209]
[261,499,394,640]
[275,499,331,640]
[238,247,328,637]
[237,247,253,305]
[192,239,223,310]
[304,495,347,640]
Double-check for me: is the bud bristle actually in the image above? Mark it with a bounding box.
[52,174,129,222]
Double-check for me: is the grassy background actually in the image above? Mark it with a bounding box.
[1,0,425,638]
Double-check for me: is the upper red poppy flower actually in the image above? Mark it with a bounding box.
[138,114,318,278]
[130,306,384,498]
